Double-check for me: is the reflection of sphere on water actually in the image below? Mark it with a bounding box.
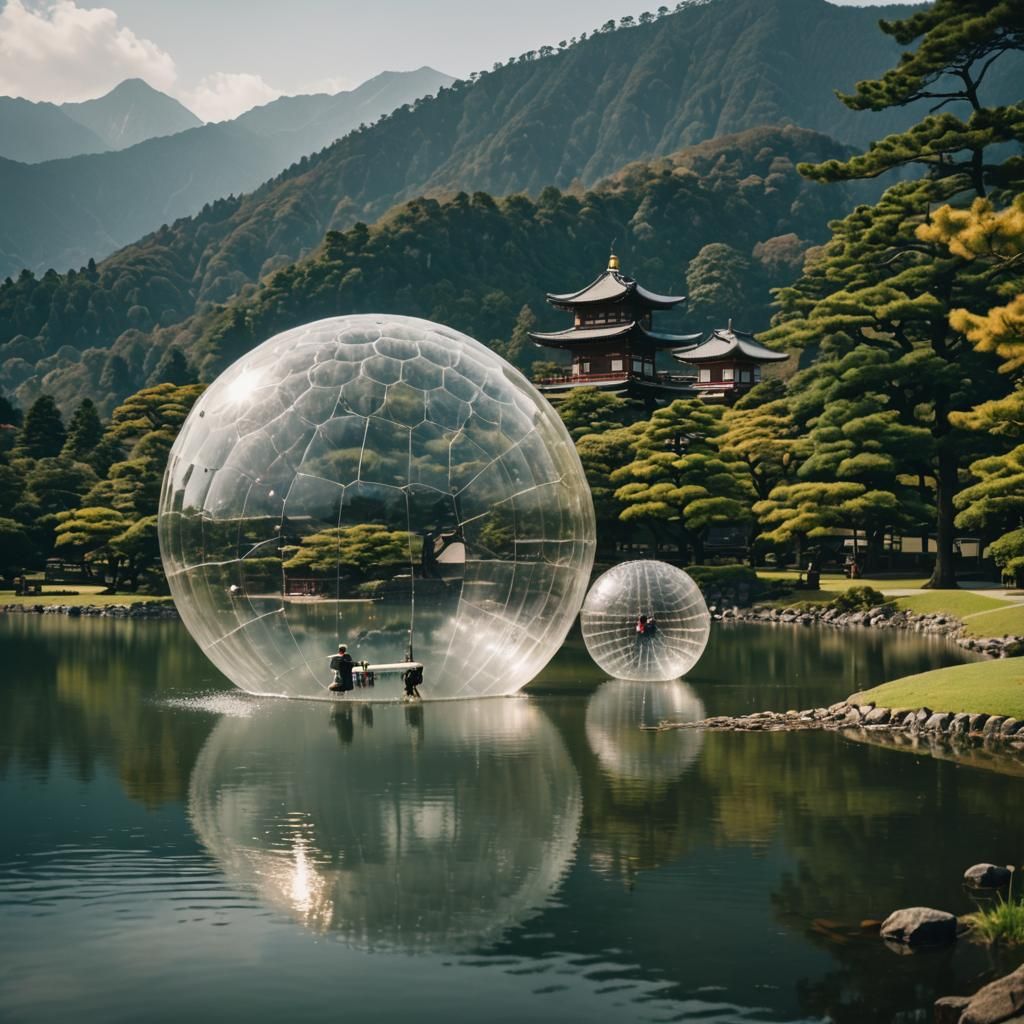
[189,698,581,951]
[585,680,706,784]
[158,315,595,699]
[580,561,710,680]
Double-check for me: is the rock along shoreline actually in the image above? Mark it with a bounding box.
[647,698,1024,752]
[0,602,179,619]
[719,601,1022,659]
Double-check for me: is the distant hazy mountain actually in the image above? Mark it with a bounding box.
[0,96,109,162]
[234,67,454,147]
[61,79,201,150]
[0,66,454,276]
[0,80,199,164]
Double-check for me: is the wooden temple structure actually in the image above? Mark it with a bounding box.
[530,253,701,402]
[671,321,788,402]
[531,253,788,406]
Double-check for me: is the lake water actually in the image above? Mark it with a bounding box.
[1,614,1021,1023]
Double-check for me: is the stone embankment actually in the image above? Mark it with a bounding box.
[649,699,1024,749]
[719,602,1022,658]
[0,602,178,619]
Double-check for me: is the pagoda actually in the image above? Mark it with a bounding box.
[530,253,701,402]
[672,322,788,403]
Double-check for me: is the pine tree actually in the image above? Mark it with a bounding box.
[612,399,753,562]
[148,347,195,387]
[765,0,1024,588]
[16,395,65,458]
[63,399,103,461]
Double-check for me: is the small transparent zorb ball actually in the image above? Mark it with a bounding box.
[580,561,710,680]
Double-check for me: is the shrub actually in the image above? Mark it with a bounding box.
[966,895,1024,946]
[828,585,887,613]
[683,564,759,589]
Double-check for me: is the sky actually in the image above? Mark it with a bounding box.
[0,0,916,122]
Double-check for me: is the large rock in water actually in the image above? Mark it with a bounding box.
[963,864,1013,889]
[960,964,1024,1024]
[880,907,957,946]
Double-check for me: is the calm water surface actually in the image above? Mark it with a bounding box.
[1,615,1021,1024]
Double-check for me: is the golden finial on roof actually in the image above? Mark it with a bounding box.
[608,252,620,271]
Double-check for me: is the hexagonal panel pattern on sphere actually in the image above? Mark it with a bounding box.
[158,315,596,699]
[580,561,710,681]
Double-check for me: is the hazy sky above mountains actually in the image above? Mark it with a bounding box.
[1,0,914,121]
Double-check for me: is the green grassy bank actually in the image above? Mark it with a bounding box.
[854,659,1024,719]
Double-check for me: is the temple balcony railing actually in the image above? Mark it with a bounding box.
[537,370,698,387]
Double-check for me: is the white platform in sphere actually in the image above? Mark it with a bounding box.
[158,315,596,699]
[580,561,710,681]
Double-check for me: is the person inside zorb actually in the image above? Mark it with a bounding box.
[157,314,596,701]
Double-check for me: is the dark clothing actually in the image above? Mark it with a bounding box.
[403,666,423,698]
[330,652,354,692]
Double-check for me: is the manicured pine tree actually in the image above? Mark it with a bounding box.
[612,399,753,563]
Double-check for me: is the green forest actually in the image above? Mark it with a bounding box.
[1,0,1022,594]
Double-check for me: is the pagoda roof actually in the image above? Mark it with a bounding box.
[547,269,684,311]
[672,325,788,364]
[530,322,701,351]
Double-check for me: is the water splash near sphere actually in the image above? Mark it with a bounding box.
[158,315,596,699]
[579,561,710,681]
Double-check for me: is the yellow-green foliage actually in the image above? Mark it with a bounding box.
[966,896,1024,946]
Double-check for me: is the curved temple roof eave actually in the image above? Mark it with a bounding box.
[671,327,789,364]
[546,270,685,311]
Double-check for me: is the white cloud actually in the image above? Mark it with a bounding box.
[0,0,176,102]
[180,71,282,122]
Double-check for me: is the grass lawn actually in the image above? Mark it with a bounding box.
[1,590,170,607]
[896,592,1008,618]
[758,571,929,593]
[854,658,1024,718]
[959,605,1024,639]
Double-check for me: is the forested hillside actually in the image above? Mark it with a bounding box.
[0,126,850,412]
[0,0,952,280]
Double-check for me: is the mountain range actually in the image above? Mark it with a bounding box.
[4,0,1022,284]
[0,67,454,276]
[0,79,201,163]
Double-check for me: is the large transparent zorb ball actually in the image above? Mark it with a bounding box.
[580,561,709,681]
[158,315,596,699]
